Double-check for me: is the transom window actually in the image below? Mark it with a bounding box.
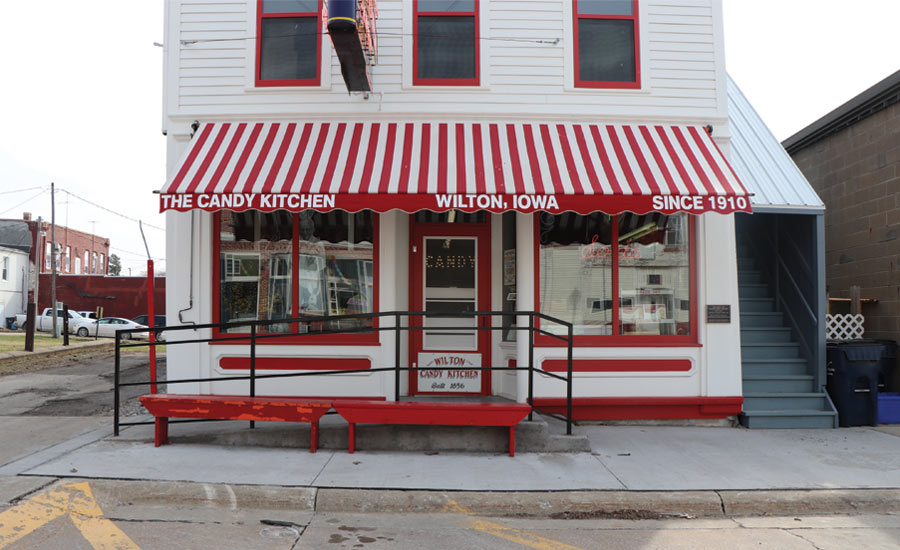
[413,0,479,86]
[538,212,695,344]
[573,0,640,89]
[256,0,322,87]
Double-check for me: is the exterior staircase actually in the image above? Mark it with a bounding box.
[737,255,838,428]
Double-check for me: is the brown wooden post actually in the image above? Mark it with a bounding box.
[850,285,861,316]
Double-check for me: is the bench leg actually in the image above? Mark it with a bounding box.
[348,423,355,454]
[310,420,319,453]
[509,426,515,457]
[155,417,169,447]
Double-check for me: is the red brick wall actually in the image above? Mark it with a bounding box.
[37,274,165,320]
[38,224,110,275]
[790,103,900,341]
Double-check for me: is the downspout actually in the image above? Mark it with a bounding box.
[177,210,195,324]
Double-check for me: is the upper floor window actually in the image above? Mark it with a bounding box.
[414,0,479,86]
[573,0,640,89]
[2,257,8,281]
[256,0,322,87]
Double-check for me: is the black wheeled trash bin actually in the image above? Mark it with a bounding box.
[826,343,885,427]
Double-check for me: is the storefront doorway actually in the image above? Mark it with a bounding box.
[409,216,492,396]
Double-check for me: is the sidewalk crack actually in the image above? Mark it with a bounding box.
[309,450,336,488]
[785,529,825,549]
[590,453,628,489]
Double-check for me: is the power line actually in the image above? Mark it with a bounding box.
[0,186,44,196]
[109,246,165,262]
[0,189,46,216]
[59,189,165,232]
[181,29,561,46]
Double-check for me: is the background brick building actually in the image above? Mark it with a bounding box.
[0,213,110,276]
[784,69,900,342]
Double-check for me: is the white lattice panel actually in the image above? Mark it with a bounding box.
[826,314,865,341]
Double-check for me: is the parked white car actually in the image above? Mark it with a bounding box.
[14,308,96,335]
[93,317,150,340]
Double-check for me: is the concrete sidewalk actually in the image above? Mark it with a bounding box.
[3,415,899,517]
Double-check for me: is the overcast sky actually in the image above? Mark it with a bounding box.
[1,1,898,276]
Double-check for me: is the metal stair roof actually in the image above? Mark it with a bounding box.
[727,74,825,213]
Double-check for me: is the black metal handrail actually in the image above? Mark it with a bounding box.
[113,310,576,438]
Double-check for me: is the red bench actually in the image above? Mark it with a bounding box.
[332,400,532,456]
[139,395,384,452]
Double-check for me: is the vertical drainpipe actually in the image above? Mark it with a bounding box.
[515,213,535,404]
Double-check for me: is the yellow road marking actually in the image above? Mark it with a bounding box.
[0,482,141,550]
[445,500,583,550]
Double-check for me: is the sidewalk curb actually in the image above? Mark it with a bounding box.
[29,479,900,518]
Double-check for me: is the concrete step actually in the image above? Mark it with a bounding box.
[741,327,793,344]
[738,283,770,299]
[741,342,801,360]
[742,358,809,376]
[740,298,776,313]
[743,393,829,411]
[743,375,815,393]
[739,410,837,429]
[738,270,763,284]
[737,258,756,271]
[128,413,590,454]
[740,312,784,328]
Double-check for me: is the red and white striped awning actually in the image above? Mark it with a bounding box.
[160,121,751,215]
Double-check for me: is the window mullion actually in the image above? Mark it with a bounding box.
[292,212,300,334]
[611,215,620,336]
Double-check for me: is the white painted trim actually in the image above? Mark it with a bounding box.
[401,0,491,92]
[241,0,333,93]
[562,0,650,95]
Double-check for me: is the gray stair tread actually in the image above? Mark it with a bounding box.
[741,342,798,347]
[743,374,813,380]
[741,410,836,417]
[742,327,790,332]
[742,358,806,363]
[744,392,827,398]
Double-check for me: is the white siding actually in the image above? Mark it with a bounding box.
[167,0,727,128]
[0,247,29,320]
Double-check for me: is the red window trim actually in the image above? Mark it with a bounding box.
[572,0,641,89]
[412,0,480,86]
[211,211,380,346]
[255,0,323,88]
[533,213,698,347]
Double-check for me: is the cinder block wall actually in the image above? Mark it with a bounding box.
[790,103,900,343]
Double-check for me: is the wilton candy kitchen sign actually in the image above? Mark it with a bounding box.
[417,353,482,393]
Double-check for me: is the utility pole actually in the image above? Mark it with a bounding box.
[51,182,58,338]
[24,216,43,352]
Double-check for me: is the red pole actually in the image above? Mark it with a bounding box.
[147,259,157,394]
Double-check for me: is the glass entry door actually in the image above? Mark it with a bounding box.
[410,222,491,395]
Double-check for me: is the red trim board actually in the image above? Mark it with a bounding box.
[541,359,692,372]
[219,357,371,371]
[532,396,744,420]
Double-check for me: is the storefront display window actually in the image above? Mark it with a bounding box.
[617,213,690,336]
[538,212,694,343]
[219,210,293,333]
[216,210,376,339]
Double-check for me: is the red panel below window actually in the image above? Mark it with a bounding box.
[541,359,692,373]
[532,396,743,420]
[219,357,371,371]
